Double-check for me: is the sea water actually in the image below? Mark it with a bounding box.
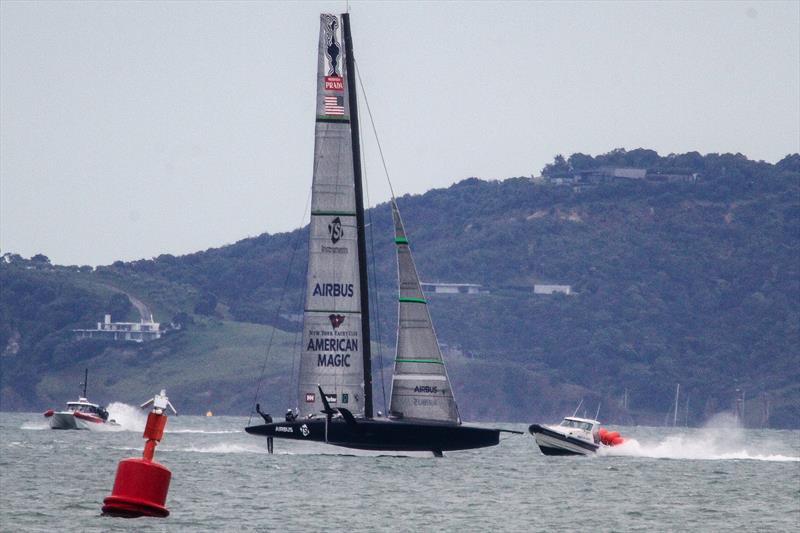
[1,409,798,532]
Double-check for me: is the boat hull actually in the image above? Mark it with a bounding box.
[49,411,109,430]
[246,417,500,452]
[528,424,599,456]
[50,412,88,430]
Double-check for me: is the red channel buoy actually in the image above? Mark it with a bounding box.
[102,390,176,518]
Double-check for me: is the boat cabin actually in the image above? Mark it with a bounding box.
[558,416,600,441]
[65,399,109,420]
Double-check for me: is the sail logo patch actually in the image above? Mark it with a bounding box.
[321,245,348,255]
[325,394,338,404]
[324,95,345,116]
[414,385,439,394]
[307,338,358,352]
[318,353,351,367]
[325,76,344,92]
[313,283,354,297]
[305,393,316,403]
[329,314,346,329]
[322,14,341,77]
[328,217,343,243]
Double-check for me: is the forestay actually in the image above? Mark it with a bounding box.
[297,14,364,417]
[389,201,460,424]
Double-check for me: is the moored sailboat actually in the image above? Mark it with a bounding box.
[245,13,517,455]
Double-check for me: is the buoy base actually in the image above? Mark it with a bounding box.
[102,457,171,518]
[102,496,169,518]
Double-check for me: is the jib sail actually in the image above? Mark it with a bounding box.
[389,200,460,424]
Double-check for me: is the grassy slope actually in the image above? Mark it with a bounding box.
[91,269,201,323]
[35,320,296,415]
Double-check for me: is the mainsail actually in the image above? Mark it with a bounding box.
[297,14,365,417]
[389,201,460,424]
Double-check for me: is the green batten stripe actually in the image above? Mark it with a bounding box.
[304,309,360,314]
[316,116,350,123]
[395,237,409,244]
[399,297,427,304]
[395,358,444,365]
[311,211,356,216]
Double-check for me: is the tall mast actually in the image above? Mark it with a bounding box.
[342,13,373,418]
[83,368,88,398]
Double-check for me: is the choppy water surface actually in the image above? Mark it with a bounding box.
[2,407,798,532]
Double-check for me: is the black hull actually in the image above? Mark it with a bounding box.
[245,417,500,452]
[537,445,584,456]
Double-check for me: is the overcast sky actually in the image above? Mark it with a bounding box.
[2,1,798,266]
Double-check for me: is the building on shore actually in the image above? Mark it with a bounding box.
[533,284,572,295]
[536,166,696,187]
[420,282,488,295]
[73,314,161,343]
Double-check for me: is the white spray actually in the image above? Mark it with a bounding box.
[599,412,799,462]
[105,402,149,432]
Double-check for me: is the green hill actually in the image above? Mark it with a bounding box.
[2,149,798,427]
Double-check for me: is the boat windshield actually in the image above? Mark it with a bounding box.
[68,404,98,414]
[560,419,593,431]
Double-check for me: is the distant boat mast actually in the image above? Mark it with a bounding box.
[673,383,680,427]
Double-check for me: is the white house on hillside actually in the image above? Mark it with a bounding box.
[73,314,161,343]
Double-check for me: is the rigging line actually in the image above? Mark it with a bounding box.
[359,105,389,415]
[354,58,396,201]
[248,185,312,425]
[289,188,313,411]
[289,323,302,411]
[354,57,393,412]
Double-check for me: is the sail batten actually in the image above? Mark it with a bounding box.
[389,201,460,424]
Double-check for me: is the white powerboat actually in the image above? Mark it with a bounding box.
[529,416,624,456]
[43,370,118,430]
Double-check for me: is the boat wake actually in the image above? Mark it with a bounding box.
[20,422,49,430]
[164,429,243,435]
[602,437,798,462]
[112,442,269,455]
[599,414,799,462]
[110,440,433,457]
[105,402,148,432]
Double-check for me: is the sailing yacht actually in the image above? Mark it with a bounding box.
[245,13,515,455]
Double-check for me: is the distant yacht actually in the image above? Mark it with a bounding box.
[43,369,118,430]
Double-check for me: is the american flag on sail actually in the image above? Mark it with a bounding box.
[324,95,345,116]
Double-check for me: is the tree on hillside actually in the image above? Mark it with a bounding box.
[30,254,51,266]
[194,291,218,316]
[107,293,133,321]
[776,153,800,172]
[567,153,596,170]
[542,154,571,177]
